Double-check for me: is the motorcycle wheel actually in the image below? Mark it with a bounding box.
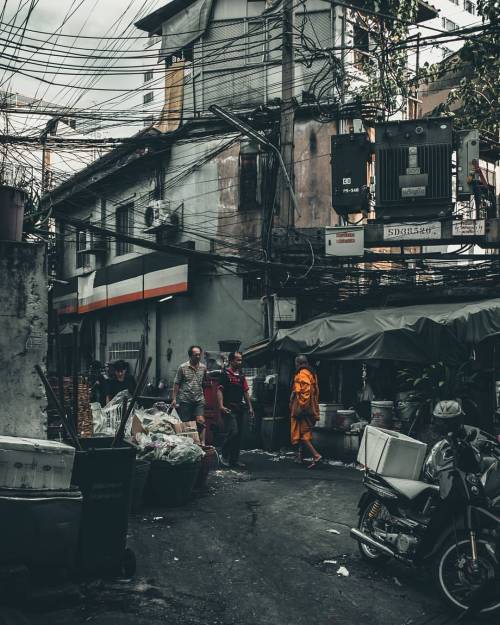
[434,533,500,614]
[357,499,391,564]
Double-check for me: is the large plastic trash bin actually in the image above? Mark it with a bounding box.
[147,459,200,507]
[0,487,82,570]
[71,437,136,577]
[130,459,150,513]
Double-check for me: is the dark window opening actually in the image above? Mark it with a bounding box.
[76,230,89,269]
[153,166,165,200]
[464,0,475,14]
[100,198,107,227]
[239,143,261,210]
[143,91,154,104]
[243,273,265,300]
[116,203,133,256]
[144,70,154,82]
[353,24,370,70]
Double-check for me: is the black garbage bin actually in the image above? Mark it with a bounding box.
[71,437,136,577]
[0,487,82,570]
[0,486,82,602]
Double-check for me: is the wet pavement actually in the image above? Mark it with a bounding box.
[2,450,496,625]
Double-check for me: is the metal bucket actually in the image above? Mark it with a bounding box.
[318,403,343,428]
[370,400,394,429]
[394,400,421,433]
[335,409,357,432]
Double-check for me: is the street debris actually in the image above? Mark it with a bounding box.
[327,529,340,535]
[393,577,403,587]
[336,566,350,577]
[243,449,359,469]
[323,559,338,565]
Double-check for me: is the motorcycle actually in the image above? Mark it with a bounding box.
[351,429,500,616]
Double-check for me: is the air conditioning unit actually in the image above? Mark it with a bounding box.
[374,118,453,220]
[144,200,183,234]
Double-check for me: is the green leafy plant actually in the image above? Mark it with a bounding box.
[398,361,479,406]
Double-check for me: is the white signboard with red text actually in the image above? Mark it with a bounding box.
[325,226,364,257]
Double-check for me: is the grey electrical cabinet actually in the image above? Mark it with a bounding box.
[456,129,480,200]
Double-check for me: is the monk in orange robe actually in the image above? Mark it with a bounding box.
[289,355,322,468]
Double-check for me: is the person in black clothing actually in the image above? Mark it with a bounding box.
[106,360,136,403]
[217,351,254,468]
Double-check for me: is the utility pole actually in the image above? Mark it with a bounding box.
[280,0,295,230]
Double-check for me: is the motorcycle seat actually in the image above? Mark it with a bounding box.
[384,477,439,500]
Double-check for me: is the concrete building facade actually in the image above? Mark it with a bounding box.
[45,0,439,385]
[0,242,48,438]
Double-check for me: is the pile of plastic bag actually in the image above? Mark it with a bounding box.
[91,390,132,436]
[135,432,204,465]
[134,404,180,436]
[132,402,204,465]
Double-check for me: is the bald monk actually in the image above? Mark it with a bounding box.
[289,354,322,468]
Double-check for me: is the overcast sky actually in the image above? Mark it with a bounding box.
[2,0,168,114]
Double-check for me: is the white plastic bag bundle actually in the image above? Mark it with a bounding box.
[135,432,204,465]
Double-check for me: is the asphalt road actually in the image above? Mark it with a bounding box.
[5,451,497,625]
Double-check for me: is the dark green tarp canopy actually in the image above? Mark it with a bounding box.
[244,298,500,365]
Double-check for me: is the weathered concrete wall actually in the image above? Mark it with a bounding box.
[159,271,263,384]
[294,118,338,228]
[0,242,48,438]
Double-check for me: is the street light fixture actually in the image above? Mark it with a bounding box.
[208,104,300,218]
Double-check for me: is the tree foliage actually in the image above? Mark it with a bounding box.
[421,0,499,137]
[355,0,420,116]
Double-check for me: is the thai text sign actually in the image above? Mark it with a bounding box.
[452,220,485,237]
[325,226,364,256]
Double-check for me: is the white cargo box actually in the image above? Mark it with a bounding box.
[357,426,427,481]
[0,436,75,490]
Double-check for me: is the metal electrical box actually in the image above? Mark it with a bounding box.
[456,129,480,200]
[375,118,453,220]
[331,133,371,215]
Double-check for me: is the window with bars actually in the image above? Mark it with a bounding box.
[109,341,141,360]
[144,70,154,83]
[143,91,154,104]
[76,230,89,269]
[242,273,265,300]
[295,11,332,51]
[116,203,133,256]
[353,23,370,70]
[464,0,476,14]
[239,142,261,211]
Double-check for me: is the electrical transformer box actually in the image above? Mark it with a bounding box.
[375,118,453,220]
[331,133,371,215]
[456,129,480,200]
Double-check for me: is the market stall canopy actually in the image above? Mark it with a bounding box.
[244,298,500,365]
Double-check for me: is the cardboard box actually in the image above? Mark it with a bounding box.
[177,421,201,445]
[357,426,427,481]
[0,436,75,489]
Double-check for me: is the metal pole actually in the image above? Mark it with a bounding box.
[280,0,295,229]
[72,324,79,435]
